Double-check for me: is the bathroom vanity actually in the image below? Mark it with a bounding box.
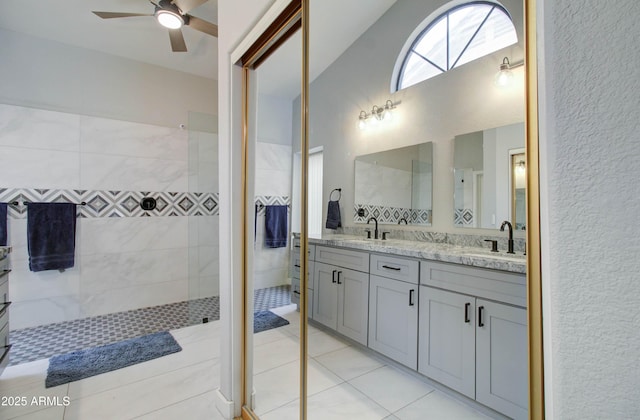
[0,246,11,376]
[291,235,527,419]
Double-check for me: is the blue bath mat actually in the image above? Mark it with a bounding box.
[45,331,182,388]
[254,310,289,333]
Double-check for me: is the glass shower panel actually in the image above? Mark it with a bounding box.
[187,111,219,324]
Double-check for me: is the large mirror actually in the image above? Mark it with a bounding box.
[354,142,433,225]
[453,122,525,229]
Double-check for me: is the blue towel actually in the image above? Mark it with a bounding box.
[264,205,288,248]
[27,202,77,272]
[325,200,341,229]
[0,203,7,246]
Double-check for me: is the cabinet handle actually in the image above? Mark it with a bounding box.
[332,270,337,283]
[294,264,300,268]
[409,289,415,306]
[337,271,342,285]
[0,301,11,317]
[382,265,401,271]
[464,302,470,323]
[293,291,300,295]
[478,306,485,327]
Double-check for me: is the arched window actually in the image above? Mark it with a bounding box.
[394,1,517,91]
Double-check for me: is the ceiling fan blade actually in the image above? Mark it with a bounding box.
[172,0,208,14]
[92,11,152,19]
[187,16,218,37]
[168,29,188,52]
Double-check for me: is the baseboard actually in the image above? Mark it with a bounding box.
[215,387,235,419]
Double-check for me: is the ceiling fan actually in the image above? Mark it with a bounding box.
[92,0,218,52]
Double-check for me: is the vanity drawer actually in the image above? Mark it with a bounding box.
[291,256,315,279]
[315,246,369,273]
[292,239,315,260]
[0,321,10,373]
[370,254,419,284]
[0,274,9,304]
[420,260,526,307]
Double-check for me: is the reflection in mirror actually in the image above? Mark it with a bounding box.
[354,142,433,225]
[453,122,525,229]
[511,151,526,229]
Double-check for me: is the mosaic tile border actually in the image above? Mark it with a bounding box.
[0,187,218,218]
[354,203,431,225]
[255,195,290,216]
[454,208,474,226]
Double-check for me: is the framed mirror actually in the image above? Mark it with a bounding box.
[354,142,433,225]
[453,122,525,229]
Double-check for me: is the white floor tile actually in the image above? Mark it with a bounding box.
[261,383,390,420]
[253,358,343,415]
[315,346,384,381]
[4,406,65,420]
[253,334,300,374]
[63,359,218,420]
[170,321,220,345]
[393,390,492,420]
[348,366,435,413]
[307,330,349,358]
[0,382,68,420]
[253,326,297,347]
[0,359,50,393]
[133,390,223,420]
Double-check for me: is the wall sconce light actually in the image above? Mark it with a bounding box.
[516,160,526,175]
[495,57,524,87]
[358,100,397,130]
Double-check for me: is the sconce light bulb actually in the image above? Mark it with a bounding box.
[495,68,514,87]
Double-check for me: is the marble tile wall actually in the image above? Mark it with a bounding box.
[0,104,219,329]
[253,142,292,290]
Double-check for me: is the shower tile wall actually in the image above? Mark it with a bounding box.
[0,103,218,330]
[254,141,292,290]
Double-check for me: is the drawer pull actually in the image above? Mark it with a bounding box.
[337,271,342,285]
[0,301,11,317]
[332,270,337,283]
[0,269,10,279]
[409,289,415,306]
[293,291,300,295]
[464,302,471,323]
[478,306,485,327]
[382,265,401,271]
[294,264,300,268]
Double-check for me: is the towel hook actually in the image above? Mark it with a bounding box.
[330,188,342,201]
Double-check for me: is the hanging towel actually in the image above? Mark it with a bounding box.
[264,205,288,248]
[325,200,342,229]
[27,202,77,272]
[0,203,7,246]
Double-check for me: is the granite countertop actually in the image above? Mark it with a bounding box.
[306,234,526,274]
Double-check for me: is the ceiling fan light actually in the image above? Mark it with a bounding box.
[156,10,183,29]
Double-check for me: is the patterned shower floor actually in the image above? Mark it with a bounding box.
[9,285,291,366]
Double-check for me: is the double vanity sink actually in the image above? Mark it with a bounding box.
[290,234,527,419]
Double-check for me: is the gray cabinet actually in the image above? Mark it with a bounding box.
[476,299,528,420]
[418,287,476,398]
[313,250,370,346]
[368,274,418,369]
[419,278,528,419]
[0,250,11,375]
[290,239,315,318]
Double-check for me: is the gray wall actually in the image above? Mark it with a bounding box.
[294,0,525,234]
[539,0,640,417]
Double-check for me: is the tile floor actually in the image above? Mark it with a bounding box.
[10,285,290,366]
[1,304,497,420]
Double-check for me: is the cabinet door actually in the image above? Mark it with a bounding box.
[336,267,369,345]
[476,300,528,420]
[313,262,339,329]
[368,275,418,369]
[418,286,475,398]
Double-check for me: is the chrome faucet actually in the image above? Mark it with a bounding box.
[367,217,379,239]
[500,220,515,254]
[398,217,408,225]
